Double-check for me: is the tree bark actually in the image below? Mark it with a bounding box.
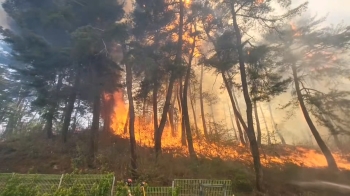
[199,64,209,139]
[291,63,338,171]
[222,71,246,145]
[178,80,187,146]
[89,91,101,166]
[169,90,176,137]
[153,80,158,140]
[253,100,262,145]
[44,74,63,139]
[189,81,199,137]
[71,99,80,133]
[125,59,138,177]
[181,25,197,158]
[62,72,80,142]
[232,86,249,143]
[229,1,263,190]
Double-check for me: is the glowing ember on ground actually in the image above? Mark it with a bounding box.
[110,92,350,170]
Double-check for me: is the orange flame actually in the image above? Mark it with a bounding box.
[109,92,350,170]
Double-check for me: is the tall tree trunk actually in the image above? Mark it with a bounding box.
[253,100,262,145]
[89,91,101,166]
[259,104,271,145]
[229,1,263,190]
[189,82,199,137]
[153,81,158,140]
[71,99,80,133]
[155,0,184,156]
[199,64,208,138]
[228,104,239,142]
[178,80,187,146]
[168,91,176,137]
[44,74,64,139]
[291,63,338,171]
[232,86,249,143]
[181,26,197,158]
[125,60,138,177]
[222,71,246,145]
[62,72,80,142]
[268,103,286,144]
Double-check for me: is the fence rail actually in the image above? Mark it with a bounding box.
[0,173,233,196]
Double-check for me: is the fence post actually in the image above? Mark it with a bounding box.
[58,174,64,189]
[171,181,174,196]
[110,176,115,196]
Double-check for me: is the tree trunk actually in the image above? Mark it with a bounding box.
[181,26,197,158]
[44,74,64,139]
[268,103,286,144]
[199,64,208,139]
[125,59,138,177]
[228,104,239,142]
[291,63,338,171]
[155,0,184,156]
[169,91,176,137]
[62,72,80,143]
[71,99,80,133]
[253,100,262,145]
[189,82,199,137]
[259,104,271,145]
[153,81,158,140]
[178,80,187,146]
[89,91,101,166]
[232,85,249,143]
[222,71,246,145]
[229,1,263,190]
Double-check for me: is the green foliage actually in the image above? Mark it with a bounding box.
[0,175,40,196]
[0,174,114,196]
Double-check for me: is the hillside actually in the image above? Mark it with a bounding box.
[1,131,350,195]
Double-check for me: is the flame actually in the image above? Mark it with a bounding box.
[109,91,350,170]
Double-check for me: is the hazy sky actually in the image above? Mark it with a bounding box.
[293,0,350,24]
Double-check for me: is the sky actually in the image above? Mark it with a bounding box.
[293,0,350,24]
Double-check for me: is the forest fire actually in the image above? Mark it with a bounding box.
[109,92,350,170]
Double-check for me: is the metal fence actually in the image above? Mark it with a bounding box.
[0,173,233,196]
[172,179,232,196]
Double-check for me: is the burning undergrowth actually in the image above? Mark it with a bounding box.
[109,91,350,171]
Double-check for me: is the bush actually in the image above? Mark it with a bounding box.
[232,173,253,193]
